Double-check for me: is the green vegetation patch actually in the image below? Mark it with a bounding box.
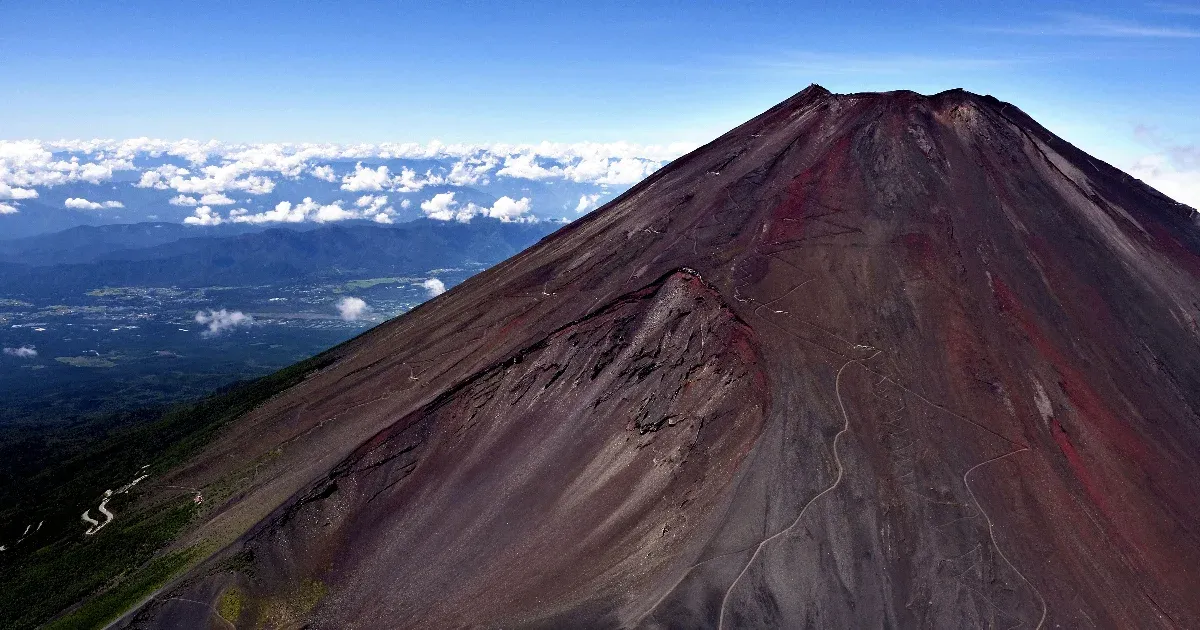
[55,355,118,368]
[256,578,328,629]
[341,276,413,291]
[0,349,341,629]
[218,586,245,624]
[85,287,133,297]
[44,545,203,630]
[6,499,197,630]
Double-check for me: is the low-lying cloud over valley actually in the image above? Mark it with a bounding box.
[421,278,447,297]
[336,297,371,321]
[194,309,254,336]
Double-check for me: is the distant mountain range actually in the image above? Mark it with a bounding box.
[0,222,267,266]
[0,219,560,295]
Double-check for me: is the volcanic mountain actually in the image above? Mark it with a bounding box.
[125,86,1200,628]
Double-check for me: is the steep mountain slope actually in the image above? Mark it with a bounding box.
[124,86,1200,628]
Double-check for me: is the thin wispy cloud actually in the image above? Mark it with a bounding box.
[1130,153,1200,208]
[3,346,37,358]
[1135,125,1200,169]
[1151,3,1200,17]
[987,12,1200,38]
[1130,124,1200,208]
[696,51,1023,78]
[751,52,1019,74]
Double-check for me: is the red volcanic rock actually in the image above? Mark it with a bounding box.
[131,86,1200,629]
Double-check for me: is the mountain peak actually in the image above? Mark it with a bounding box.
[131,88,1200,628]
[799,82,832,97]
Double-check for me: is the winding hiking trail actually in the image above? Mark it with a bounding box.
[80,470,150,536]
[717,353,878,630]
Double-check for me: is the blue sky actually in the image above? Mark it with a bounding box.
[1,1,1198,169]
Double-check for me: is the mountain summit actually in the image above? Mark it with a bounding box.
[130,88,1200,628]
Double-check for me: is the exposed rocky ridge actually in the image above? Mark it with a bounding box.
[226,271,767,628]
[128,85,1200,628]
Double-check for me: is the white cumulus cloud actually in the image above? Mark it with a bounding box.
[199,192,236,205]
[419,192,534,223]
[565,156,660,185]
[1,138,686,223]
[65,197,124,210]
[392,166,444,192]
[183,206,225,226]
[310,164,338,182]
[497,153,561,180]
[218,197,375,224]
[0,182,38,200]
[355,194,388,210]
[575,193,602,213]
[3,345,37,358]
[194,309,253,336]
[0,140,135,189]
[12,138,683,195]
[229,200,307,224]
[341,163,393,192]
[485,196,533,221]
[0,202,18,214]
[421,278,446,297]
[313,202,355,222]
[355,195,395,223]
[138,162,273,196]
[446,154,498,185]
[420,192,462,221]
[336,296,371,321]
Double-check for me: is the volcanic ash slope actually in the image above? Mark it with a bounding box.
[132,86,1200,629]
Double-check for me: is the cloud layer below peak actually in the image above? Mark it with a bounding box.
[0,138,686,227]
